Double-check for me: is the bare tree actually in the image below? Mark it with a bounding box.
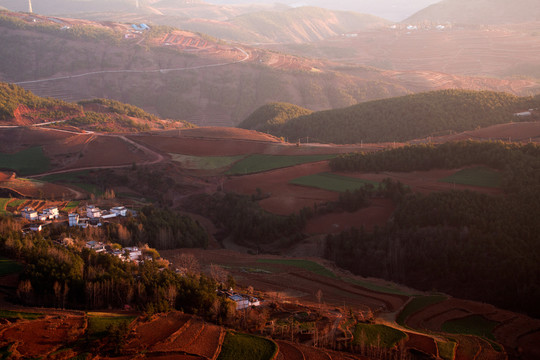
[177,253,200,275]
[210,264,228,285]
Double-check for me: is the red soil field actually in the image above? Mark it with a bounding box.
[153,320,204,351]
[426,121,540,144]
[0,316,85,359]
[305,199,396,234]
[226,161,337,215]
[404,332,438,357]
[64,135,154,169]
[294,342,332,360]
[0,177,79,199]
[125,312,191,352]
[276,340,305,360]
[181,323,223,359]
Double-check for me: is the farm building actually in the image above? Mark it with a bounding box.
[42,207,59,219]
[85,241,106,253]
[229,294,250,310]
[111,206,128,217]
[86,205,101,219]
[124,247,142,261]
[21,207,38,221]
[68,213,79,227]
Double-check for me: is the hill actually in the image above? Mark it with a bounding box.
[1,11,536,127]
[241,90,540,144]
[405,0,540,25]
[0,82,189,132]
[237,102,312,133]
[225,6,390,43]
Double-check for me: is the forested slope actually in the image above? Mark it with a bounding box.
[326,141,540,317]
[241,90,540,144]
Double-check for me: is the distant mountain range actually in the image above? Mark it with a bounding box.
[406,0,540,24]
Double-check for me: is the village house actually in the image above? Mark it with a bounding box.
[21,207,38,221]
[85,240,106,253]
[87,205,102,219]
[68,213,79,227]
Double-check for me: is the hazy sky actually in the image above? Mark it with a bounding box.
[205,0,442,21]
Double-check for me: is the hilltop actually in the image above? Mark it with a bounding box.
[238,102,312,133]
[405,0,540,24]
[240,90,540,143]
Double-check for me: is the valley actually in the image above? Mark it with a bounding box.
[0,0,539,359]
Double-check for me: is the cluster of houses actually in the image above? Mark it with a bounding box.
[84,241,149,263]
[218,290,260,310]
[68,205,130,228]
[22,206,59,222]
[20,204,132,232]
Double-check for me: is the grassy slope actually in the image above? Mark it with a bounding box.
[257,259,337,278]
[0,146,50,175]
[217,332,277,360]
[353,323,407,348]
[440,167,502,188]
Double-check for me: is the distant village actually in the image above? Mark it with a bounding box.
[18,203,261,310]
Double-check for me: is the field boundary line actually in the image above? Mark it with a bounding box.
[211,327,226,360]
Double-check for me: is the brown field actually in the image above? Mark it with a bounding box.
[425,121,540,143]
[0,175,80,200]
[0,315,85,359]
[305,199,396,234]
[125,312,191,352]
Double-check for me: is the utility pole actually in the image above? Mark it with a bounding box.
[28,0,33,13]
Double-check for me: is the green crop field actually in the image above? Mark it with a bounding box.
[0,198,10,214]
[0,310,42,320]
[353,323,406,348]
[437,340,457,360]
[227,154,335,175]
[62,201,80,212]
[0,147,50,175]
[440,167,502,188]
[396,295,447,325]
[217,332,277,360]
[0,257,23,276]
[40,170,91,183]
[441,315,499,341]
[170,154,245,170]
[257,259,337,279]
[290,172,379,192]
[41,170,103,196]
[87,313,135,338]
[7,198,26,207]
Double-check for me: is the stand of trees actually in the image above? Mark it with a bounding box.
[325,141,540,317]
[0,217,229,319]
[188,192,309,251]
